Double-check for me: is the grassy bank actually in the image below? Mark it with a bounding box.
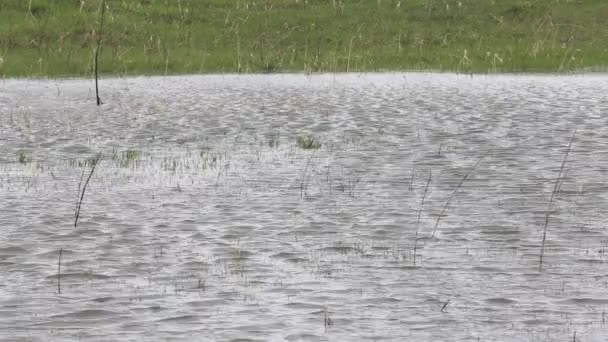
[1,0,607,77]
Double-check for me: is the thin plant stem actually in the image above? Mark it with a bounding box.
[57,248,63,294]
[430,151,489,238]
[540,129,576,270]
[75,153,102,228]
[95,0,106,106]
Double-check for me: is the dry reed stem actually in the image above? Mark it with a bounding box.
[74,153,102,228]
[430,151,490,238]
[95,0,106,106]
[539,129,576,270]
[57,248,63,294]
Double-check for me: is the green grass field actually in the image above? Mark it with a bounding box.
[1,0,607,77]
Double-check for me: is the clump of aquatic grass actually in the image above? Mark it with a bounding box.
[296,135,321,150]
[336,175,361,197]
[323,307,334,330]
[17,151,31,164]
[539,129,576,271]
[67,156,99,169]
[268,135,280,148]
[112,148,140,168]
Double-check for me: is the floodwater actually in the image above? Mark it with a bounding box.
[1,73,608,341]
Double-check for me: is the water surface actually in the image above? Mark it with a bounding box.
[1,73,608,341]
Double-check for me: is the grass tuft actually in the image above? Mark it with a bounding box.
[17,151,31,164]
[539,129,576,271]
[296,135,321,150]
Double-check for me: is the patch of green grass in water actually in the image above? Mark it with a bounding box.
[112,148,140,168]
[0,0,607,77]
[296,135,321,150]
[17,151,31,164]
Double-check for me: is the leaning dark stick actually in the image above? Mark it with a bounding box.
[539,129,576,270]
[75,167,85,214]
[94,0,106,106]
[58,248,63,294]
[440,299,450,312]
[556,168,571,199]
[74,153,102,228]
[430,151,490,238]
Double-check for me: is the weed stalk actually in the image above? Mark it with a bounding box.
[57,248,63,294]
[430,151,489,238]
[539,129,576,270]
[74,153,102,228]
[95,0,106,106]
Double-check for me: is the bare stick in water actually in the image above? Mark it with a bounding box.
[440,299,451,312]
[95,0,106,106]
[430,151,489,238]
[539,129,576,270]
[75,153,102,228]
[75,167,85,213]
[58,248,63,294]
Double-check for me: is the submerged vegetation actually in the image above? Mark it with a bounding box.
[16,151,31,164]
[296,135,321,150]
[0,0,607,77]
[112,148,140,168]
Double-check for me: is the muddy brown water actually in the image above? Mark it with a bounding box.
[1,73,608,341]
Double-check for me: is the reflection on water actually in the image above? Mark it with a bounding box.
[1,73,608,341]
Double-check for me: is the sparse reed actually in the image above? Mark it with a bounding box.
[57,248,63,294]
[74,152,102,228]
[430,151,489,238]
[539,129,576,270]
[94,0,106,106]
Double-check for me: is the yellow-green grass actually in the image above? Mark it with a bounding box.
[1,0,607,77]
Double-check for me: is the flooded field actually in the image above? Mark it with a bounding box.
[1,73,608,341]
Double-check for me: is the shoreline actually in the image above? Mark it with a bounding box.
[3,70,608,82]
[2,1,606,79]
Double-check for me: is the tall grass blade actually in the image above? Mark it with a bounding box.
[95,0,106,106]
[430,151,489,238]
[74,153,102,228]
[539,129,576,270]
[57,248,63,294]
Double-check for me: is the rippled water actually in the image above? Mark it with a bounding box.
[1,73,608,341]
